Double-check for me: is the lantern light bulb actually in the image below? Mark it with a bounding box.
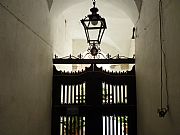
[91,20,98,26]
[91,16,98,26]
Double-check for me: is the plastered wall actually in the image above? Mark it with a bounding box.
[0,0,53,135]
[136,0,180,134]
[1,0,180,135]
[52,14,72,57]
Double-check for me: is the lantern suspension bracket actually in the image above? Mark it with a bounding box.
[92,0,96,7]
[92,0,97,13]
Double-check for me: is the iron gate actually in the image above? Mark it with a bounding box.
[52,64,136,135]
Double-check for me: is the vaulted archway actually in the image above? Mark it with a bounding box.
[50,0,139,58]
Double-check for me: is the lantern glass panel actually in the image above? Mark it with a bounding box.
[81,12,106,45]
[88,29,99,43]
[83,21,90,28]
[98,28,105,43]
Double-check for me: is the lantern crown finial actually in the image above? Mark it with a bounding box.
[93,0,96,7]
[90,0,98,14]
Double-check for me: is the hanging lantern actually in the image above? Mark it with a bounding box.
[81,0,107,45]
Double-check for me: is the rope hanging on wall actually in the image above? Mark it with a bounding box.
[157,0,169,118]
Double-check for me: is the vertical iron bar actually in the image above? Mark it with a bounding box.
[63,85,65,104]
[120,85,122,104]
[112,115,115,135]
[102,83,104,103]
[108,116,111,135]
[59,84,61,104]
[81,116,83,135]
[124,116,127,135]
[66,116,68,135]
[108,84,110,104]
[115,85,118,104]
[67,85,69,104]
[70,116,72,135]
[78,116,80,135]
[123,85,125,103]
[71,85,73,104]
[78,84,80,104]
[60,85,63,104]
[81,83,84,103]
[105,116,107,135]
[110,116,112,135]
[112,85,114,104]
[104,82,107,104]
[73,116,76,135]
[116,116,118,135]
[74,85,76,104]
[120,116,122,135]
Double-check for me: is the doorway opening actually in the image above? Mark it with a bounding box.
[51,1,138,135]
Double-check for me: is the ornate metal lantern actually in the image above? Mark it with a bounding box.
[81,0,107,46]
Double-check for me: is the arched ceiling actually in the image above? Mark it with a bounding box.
[51,0,139,23]
[50,0,139,57]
